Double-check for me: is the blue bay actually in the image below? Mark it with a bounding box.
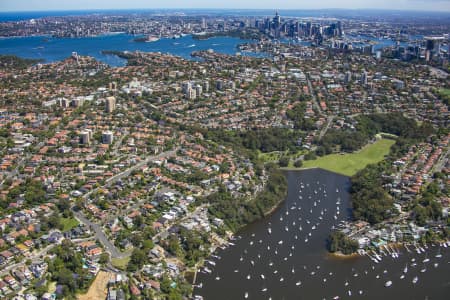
[0,34,259,66]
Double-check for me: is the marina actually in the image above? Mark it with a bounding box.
[194,169,450,299]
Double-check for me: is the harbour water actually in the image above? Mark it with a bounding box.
[0,31,424,67]
[195,169,450,300]
[0,34,259,66]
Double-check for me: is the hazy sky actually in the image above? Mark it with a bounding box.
[1,0,450,12]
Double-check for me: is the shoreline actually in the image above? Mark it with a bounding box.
[263,196,286,217]
[328,251,361,259]
[281,166,351,177]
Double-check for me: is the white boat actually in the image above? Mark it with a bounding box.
[296,281,301,286]
[412,276,418,284]
[244,292,248,298]
[261,274,265,279]
[246,275,251,280]
[403,264,408,273]
[215,276,220,280]
[268,228,272,234]
[280,277,284,282]
[261,288,267,292]
[385,281,392,287]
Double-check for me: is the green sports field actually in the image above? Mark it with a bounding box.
[299,138,395,176]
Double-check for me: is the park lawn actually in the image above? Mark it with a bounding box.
[258,150,282,162]
[300,138,395,176]
[259,149,307,163]
[60,217,79,232]
[439,88,450,96]
[111,256,130,270]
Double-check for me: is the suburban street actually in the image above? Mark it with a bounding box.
[74,148,179,259]
[318,115,334,140]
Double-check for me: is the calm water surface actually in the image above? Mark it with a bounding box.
[195,169,450,300]
[0,34,261,66]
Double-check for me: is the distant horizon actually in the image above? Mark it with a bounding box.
[1,7,450,14]
[1,0,450,13]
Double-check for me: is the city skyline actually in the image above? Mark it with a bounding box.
[1,0,450,12]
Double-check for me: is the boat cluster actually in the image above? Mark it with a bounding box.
[194,176,449,299]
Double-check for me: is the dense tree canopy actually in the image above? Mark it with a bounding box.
[205,167,287,232]
[327,231,359,254]
[316,113,434,156]
[48,241,92,298]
